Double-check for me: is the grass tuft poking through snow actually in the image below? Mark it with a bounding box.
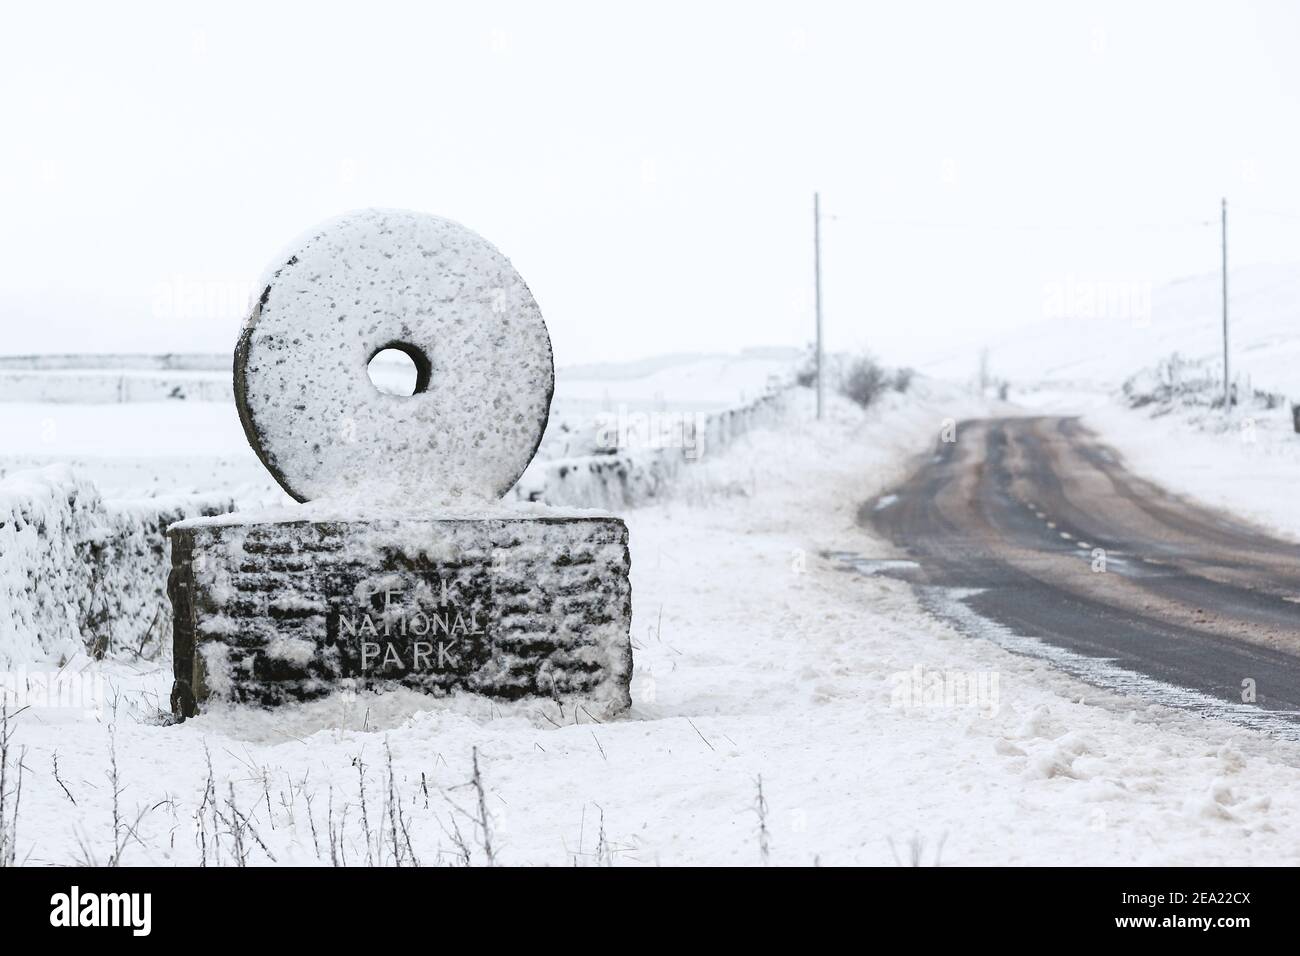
[0,704,24,867]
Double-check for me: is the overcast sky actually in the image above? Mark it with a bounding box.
[4,0,1300,369]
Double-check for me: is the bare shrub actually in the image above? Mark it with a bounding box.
[840,354,888,409]
[794,343,818,388]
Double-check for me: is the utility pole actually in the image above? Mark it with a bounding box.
[1221,197,1230,410]
[814,191,824,419]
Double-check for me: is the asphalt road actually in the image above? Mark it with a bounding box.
[864,416,1300,727]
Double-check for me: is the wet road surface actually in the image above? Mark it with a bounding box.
[864,416,1300,729]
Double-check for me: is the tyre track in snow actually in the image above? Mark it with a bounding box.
[863,416,1300,728]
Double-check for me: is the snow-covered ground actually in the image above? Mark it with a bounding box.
[6,382,1300,866]
[0,401,274,503]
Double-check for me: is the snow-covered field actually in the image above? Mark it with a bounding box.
[6,275,1300,866]
[6,380,1300,866]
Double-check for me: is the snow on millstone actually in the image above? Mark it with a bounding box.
[234,208,555,506]
[170,209,632,718]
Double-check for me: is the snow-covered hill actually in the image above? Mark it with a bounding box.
[915,263,1300,398]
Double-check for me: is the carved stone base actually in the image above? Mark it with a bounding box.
[167,516,632,718]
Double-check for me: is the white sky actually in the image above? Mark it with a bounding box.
[3,0,1300,368]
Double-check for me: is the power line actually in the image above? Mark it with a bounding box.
[1236,206,1300,223]
[830,218,1215,232]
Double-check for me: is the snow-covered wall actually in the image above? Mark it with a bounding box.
[0,353,233,404]
[0,353,228,371]
[514,389,789,508]
[0,466,232,667]
[0,371,234,403]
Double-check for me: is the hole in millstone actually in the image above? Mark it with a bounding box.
[367,342,432,397]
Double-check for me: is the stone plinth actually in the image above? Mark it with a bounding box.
[168,516,632,718]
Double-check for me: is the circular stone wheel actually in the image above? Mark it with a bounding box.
[234,209,554,505]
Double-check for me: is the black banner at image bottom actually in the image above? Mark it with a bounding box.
[0,866,1282,942]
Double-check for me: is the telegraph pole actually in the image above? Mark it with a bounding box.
[1221,197,1230,410]
[814,191,824,419]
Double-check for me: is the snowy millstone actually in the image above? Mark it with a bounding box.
[234,208,554,505]
[168,208,632,718]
